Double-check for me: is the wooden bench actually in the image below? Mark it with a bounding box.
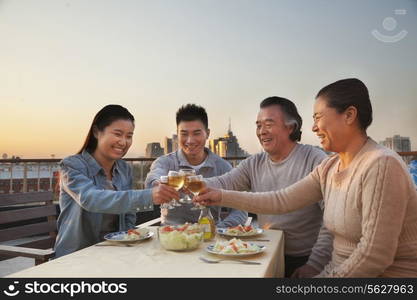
[0,192,57,265]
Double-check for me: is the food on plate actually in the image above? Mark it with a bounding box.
[225,225,259,236]
[212,238,262,254]
[158,223,204,250]
[123,228,150,241]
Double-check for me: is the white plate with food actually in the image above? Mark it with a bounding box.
[104,228,154,243]
[206,238,266,257]
[217,225,264,237]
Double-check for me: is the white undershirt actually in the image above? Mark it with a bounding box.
[190,158,207,173]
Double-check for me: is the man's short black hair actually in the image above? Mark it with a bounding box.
[260,96,303,142]
[176,104,208,129]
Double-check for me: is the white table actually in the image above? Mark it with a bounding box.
[7,228,284,278]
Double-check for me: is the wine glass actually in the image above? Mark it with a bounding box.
[159,176,174,210]
[178,168,196,204]
[186,175,205,210]
[167,170,185,207]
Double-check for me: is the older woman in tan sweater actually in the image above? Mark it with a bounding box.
[195,78,417,277]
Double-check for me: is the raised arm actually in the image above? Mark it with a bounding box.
[61,158,178,214]
[196,168,323,215]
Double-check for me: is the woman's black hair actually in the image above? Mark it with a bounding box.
[316,78,373,131]
[77,104,134,154]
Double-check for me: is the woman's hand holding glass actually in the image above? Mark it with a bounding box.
[193,186,222,207]
[152,176,180,208]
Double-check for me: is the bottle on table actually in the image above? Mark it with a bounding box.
[198,207,216,241]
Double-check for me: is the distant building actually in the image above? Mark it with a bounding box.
[379,135,411,152]
[145,143,164,158]
[163,137,172,155]
[210,139,227,157]
[163,134,178,154]
[209,120,248,158]
[172,134,178,152]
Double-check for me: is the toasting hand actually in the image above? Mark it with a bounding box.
[193,187,222,206]
[152,183,180,205]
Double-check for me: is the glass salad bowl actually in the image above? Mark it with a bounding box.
[158,223,204,251]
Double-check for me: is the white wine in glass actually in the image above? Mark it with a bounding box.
[179,168,196,204]
[187,180,204,195]
[187,175,205,210]
[167,171,184,206]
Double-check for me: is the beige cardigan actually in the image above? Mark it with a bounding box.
[221,138,417,277]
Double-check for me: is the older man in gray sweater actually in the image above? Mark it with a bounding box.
[205,97,333,277]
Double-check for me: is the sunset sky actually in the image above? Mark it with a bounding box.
[1,0,416,158]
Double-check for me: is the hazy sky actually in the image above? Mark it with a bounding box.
[1,0,416,158]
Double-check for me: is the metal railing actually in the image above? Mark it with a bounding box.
[0,156,249,195]
[0,152,415,194]
[0,159,61,194]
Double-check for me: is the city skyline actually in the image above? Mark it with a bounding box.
[2,129,415,159]
[144,125,249,158]
[1,0,417,158]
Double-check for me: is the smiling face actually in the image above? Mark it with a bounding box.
[93,119,134,163]
[178,120,209,162]
[256,105,294,157]
[312,97,348,152]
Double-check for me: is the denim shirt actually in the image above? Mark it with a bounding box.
[54,151,153,257]
[144,148,248,227]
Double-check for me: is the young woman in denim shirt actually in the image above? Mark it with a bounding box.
[54,105,178,257]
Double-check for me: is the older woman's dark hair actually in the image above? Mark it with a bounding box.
[316,78,373,131]
[260,96,303,142]
[78,104,134,154]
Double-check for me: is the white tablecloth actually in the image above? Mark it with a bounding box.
[8,228,284,278]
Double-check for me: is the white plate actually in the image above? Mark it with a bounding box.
[103,230,154,243]
[206,244,266,257]
[216,227,264,237]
